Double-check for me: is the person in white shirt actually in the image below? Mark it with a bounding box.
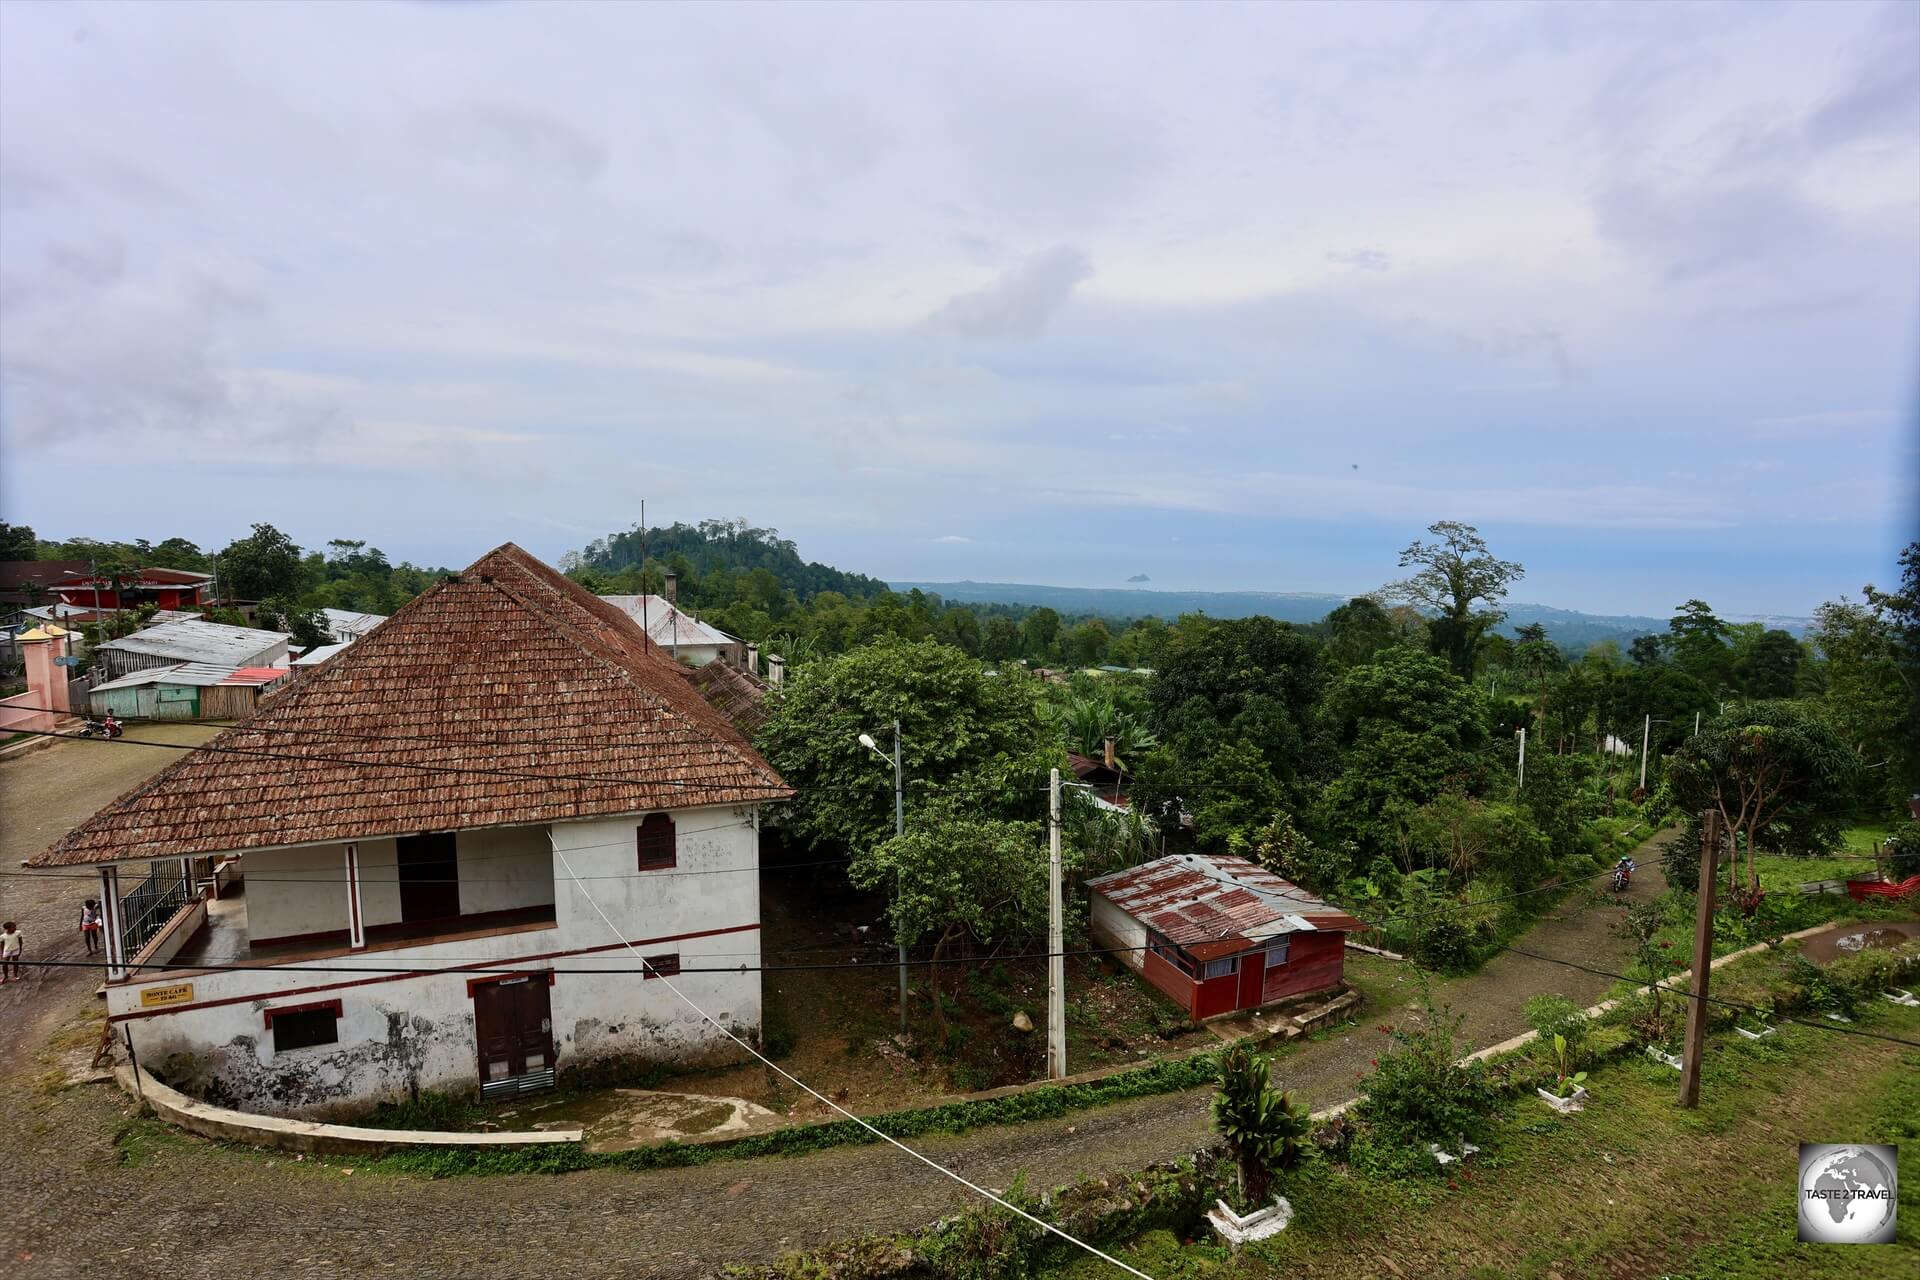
[1,922,22,983]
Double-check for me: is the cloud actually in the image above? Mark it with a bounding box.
[1803,1,1920,151]
[1325,248,1392,272]
[1592,178,1823,280]
[1754,408,1898,430]
[427,102,608,185]
[0,245,273,449]
[932,534,973,544]
[925,246,1093,339]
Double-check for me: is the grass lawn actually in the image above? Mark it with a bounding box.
[1843,821,1899,853]
[1044,1002,1920,1280]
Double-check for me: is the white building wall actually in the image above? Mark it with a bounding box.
[107,804,762,1117]
[455,826,555,915]
[1090,894,1147,973]
[243,844,358,943]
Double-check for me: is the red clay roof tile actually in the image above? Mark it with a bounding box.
[27,544,791,867]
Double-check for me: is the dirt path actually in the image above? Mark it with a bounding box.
[0,833,1672,1279]
[0,724,221,1043]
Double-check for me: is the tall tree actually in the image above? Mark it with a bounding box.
[850,802,1048,1044]
[1147,614,1321,780]
[1732,628,1803,698]
[1666,599,1731,690]
[1314,649,1491,847]
[1667,701,1859,897]
[754,637,1045,856]
[1323,596,1399,670]
[0,522,38,559]
[217,523,305,600]
[1382,521,1524,678]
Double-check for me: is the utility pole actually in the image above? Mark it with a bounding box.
[1694,710,1701,737]
[1679,809,1720,1108]
[1047,765,1066,1080]
[1638,714,1652,793]
[1516,726,1527,788]
[892,720,907,1039]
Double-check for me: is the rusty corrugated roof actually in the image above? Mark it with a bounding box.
[1086,853,1364,946]
[28,544,792,867]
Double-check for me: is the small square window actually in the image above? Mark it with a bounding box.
[1265,936,1291,967]
[268,1001,341,1053]
[1201,956,1239,980]
[643,953,680,979]
[637,813,677,871]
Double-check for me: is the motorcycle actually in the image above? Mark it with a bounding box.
[1611,863,1633,893]
[80,714,124,739]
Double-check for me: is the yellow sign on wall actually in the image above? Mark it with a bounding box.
[139,982,195,1009]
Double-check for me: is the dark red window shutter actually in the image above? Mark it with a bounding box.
[636,812,677,871]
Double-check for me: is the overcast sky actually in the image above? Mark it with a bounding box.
[2,1,1915,617]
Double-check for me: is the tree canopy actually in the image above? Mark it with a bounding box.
[1381,521,1524,678]
[753,637,1047,857]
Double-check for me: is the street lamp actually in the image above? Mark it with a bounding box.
[859,722,908,1037]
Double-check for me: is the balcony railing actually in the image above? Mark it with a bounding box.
[120,862,196,960]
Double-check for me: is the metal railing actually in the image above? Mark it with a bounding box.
[119,862,195,960]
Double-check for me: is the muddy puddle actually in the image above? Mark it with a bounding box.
[482,1087,784,1152]
[1798,920,1920,965]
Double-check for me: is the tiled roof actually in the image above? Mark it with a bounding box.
[1086,853,1363,947]
[29,544,792,867]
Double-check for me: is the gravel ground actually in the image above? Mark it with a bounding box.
[0,733,1671,1278]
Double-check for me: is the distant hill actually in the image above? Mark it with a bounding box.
[580,518,889,601]
[890,580,1809,649]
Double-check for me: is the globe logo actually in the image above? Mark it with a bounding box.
[1798,1143,1898,1245]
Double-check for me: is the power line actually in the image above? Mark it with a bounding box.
[542,828,1158,1280]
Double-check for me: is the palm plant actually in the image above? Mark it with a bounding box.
[1040,688,1158,764]
[1211,1045,1310,1205]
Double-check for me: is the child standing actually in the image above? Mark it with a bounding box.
[1,922,21,983]
[80,899,103,956]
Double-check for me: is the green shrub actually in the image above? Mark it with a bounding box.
[1352,987,1498,1160]
[1523,995,1589,1056]
[1786,954,1857,1019]
[1826,941,1920,1003]
[1888,822,1920,881]
[1211,1045,1308,1206]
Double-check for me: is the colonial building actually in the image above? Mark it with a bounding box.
[30,545,791,1116]
[1086,854,1361,1021]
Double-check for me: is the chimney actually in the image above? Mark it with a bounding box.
[663,572,678,606]
[1103,737,1117,770]
[768,654,785,687]
[746,642,760,676]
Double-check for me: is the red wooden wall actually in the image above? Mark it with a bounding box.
[1260,931,1345,1004]
[1141,950,1197,1015]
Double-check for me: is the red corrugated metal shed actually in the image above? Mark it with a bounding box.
[217,667,289,686]
[1087,853,1364,951]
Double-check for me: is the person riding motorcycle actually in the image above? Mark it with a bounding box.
[1612,855,1636,892]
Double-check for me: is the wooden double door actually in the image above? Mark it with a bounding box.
[473,975,555,1095]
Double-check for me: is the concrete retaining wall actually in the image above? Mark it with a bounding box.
[117,1063,581,1155]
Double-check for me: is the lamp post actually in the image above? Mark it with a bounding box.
[859,722,909,1037]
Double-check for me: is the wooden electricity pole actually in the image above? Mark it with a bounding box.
[1678,809,1720,1108]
